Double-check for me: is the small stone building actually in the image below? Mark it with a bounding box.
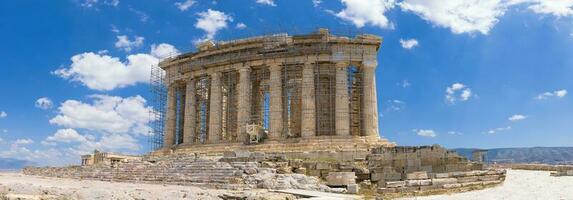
[81,150,141,166]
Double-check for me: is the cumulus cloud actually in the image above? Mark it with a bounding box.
[194,9,233,43]
[0,111,6,118]
[536,89,567,100]
[45,129,89,143]
[413,129,437,137]
[445,83,473,104]
[49,94,153,136]
[399,0,510,34]
[509,114,527,122]
[43,129,139,154]
[150,43,181,60]
[336,0,396,29]
[256,0,276,6]
[175,0,196,11]
[54,43,179,91]
[524,0,573,17]
[35,97,53,110]
[400,38,419,49]
[115,35,144,52]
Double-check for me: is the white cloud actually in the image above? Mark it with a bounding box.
[236,23,247,29]
[256,0,276,6]
[45,129,88,143]
[80,0,119,8]
[400,38,419,49]
[536,89,567,100]
[0,111,6,118]
[105,0,119,7]
[14,139,34,145]
[194,9,233,43]
[525,0,573,17]
[312,0,322,7]
[81,0,98,8]
[486,126,511,134]
[35,97,53,110]
[49,94,153,136]
[151,43,181,60]
[399,0,508,34]
[175,0,196,11]
[445,83,473,104]
[53,52,157,91]
[336,0,396,29]
[447,131,463,135]
[413,129,437,137]
[509,114,527,122]
[115,35,144,52]
[54,43,180,91]
[386,99,405,112]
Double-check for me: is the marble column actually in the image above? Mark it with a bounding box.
[208,72,222,143]
[268,63,283,140]
[183,78,196,144]
[301,62,316,138]
[164,84,177,147]
[362,61,379,137]
[335,62,351,136]
[237,66,251,143]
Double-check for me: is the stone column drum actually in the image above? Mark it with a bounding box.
[164,85,177,147]
[183,78,196,144]
[301,61,316,138]
[335,62,351,136]
[237,66,251,143]
[208,72,223,143]
[268,63,283,140]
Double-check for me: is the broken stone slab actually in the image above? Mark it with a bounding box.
[223,150,251,158]
[294,167,307,174]
[442,183,462,189]
[435,173,450,178]
[326,172,356,186]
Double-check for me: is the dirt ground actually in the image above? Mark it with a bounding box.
[399,169,573,200]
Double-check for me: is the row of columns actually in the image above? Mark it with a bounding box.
[163,61,379,147]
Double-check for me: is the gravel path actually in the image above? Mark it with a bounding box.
[399,169,573,200]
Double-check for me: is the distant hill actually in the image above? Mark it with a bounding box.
[0,158,36,170]
[453,147,573,165]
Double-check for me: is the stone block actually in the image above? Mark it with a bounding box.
[567,170,573,176]
[347,184,359,194]
[478,175,500,181]
[406,171,428,180]
[308,169,321,177]
[406,179,431,187]
[431,178,457,186]
[435,173,449,178]
[442,183,462,189]
[386,181,406,188]
[461,181,482,187]
[326,172,356,186]
[456,176,479,183]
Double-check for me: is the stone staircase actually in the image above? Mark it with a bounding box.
[24,155,257,189]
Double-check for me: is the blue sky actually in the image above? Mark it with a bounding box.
[0,0,572,166]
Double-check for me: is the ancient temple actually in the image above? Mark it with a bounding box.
[154,29,393,155]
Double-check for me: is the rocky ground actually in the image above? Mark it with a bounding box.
[0,172,299,200]
[399,169,573,200]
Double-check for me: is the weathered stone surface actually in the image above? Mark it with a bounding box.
[406,171,428,180]
[347,184,359,194]
[326,172,356,186]
[431,178,458,186]
[385,181,406,188]
[442,183,462,189]
[406,179,431,187]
